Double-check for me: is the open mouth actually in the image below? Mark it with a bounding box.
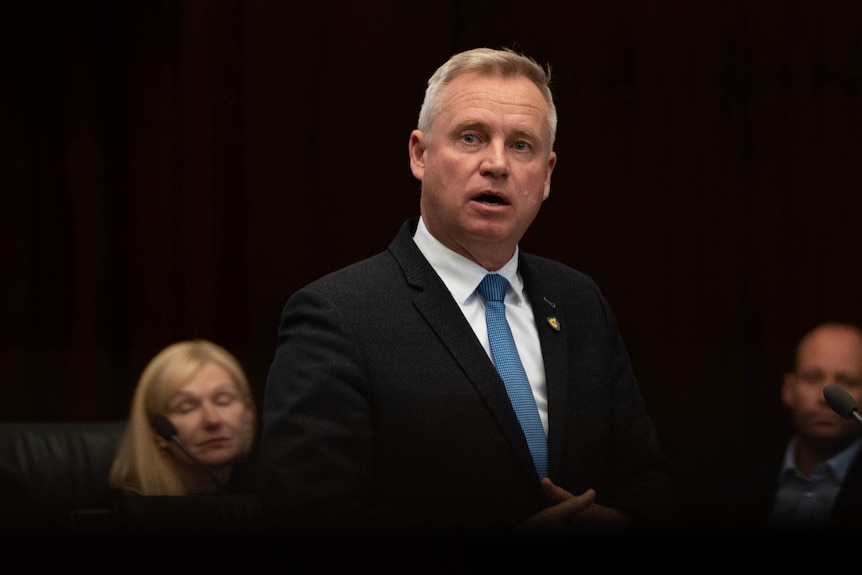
[475,194,507,206]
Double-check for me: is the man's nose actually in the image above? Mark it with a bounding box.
[480,141,509,177]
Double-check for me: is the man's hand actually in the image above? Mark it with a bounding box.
[519,478,633,532]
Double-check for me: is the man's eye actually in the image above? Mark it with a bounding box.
[513,141,530,151]
[799,372,824,385]
[462,134,478,144]
[837,376,862,389]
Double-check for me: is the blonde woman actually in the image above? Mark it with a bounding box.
[109,339,257,496]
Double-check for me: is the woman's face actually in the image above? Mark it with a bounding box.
[161,362,252,469]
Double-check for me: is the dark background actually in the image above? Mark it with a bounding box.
[3,0,862,487]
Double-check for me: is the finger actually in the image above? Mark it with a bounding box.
[540,477,594,504]
[542,489,596,523]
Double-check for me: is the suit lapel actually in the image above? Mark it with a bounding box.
[388,220,540,480]
[832,443,862,525]
[519,257,569,477]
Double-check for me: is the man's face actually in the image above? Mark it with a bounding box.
[408,72,556,269]
[782,326,862,445]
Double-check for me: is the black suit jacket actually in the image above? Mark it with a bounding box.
[259,218,679,535]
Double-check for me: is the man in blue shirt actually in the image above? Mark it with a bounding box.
[769,322,862,530]
[690,321,862,534]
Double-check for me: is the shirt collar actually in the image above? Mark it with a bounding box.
[780,436,862,482]
[412,216,524,305]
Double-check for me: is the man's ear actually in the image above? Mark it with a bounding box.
[542,151,556,201]
[780,373,795,408]
[408,130,426,182]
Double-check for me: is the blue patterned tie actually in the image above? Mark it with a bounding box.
[477,273,548,479]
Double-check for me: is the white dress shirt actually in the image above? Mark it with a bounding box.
[412,216,548,436]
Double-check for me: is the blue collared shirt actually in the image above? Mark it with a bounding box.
[769,437,862,528]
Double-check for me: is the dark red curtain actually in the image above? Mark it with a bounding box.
[3,0,862,474]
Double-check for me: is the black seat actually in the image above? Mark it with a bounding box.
[0,421,262,538]
[0,421,125,535]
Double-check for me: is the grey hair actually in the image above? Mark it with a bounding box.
[416,47,557,149]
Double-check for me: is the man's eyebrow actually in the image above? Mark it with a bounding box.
[451,120,539,141]
[451,120,487,133]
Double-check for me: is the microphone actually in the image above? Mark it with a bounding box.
[823,385,862,425]
[150,413,224,491]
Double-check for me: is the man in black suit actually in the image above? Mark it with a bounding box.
[258,47,679,536]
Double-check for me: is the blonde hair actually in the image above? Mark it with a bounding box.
[108,339,256,495]
[417,47,557,149]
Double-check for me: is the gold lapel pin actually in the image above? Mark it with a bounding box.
[547,316,560,331]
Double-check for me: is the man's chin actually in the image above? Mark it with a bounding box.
[803,430,859,449]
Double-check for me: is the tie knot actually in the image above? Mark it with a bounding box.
[477,274,509,303]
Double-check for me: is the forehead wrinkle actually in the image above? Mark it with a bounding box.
[176,378,236,397]
[439,75,549,136]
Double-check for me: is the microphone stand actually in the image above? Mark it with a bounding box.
[150,414,224,491]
